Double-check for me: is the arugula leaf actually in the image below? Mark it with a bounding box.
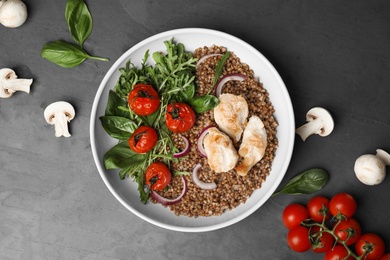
[65,0,93,47]
[103,141,147,170]
[41,40,108,68]
[99,116,137,140]
[212,52,230,86]
[272,168,329,196]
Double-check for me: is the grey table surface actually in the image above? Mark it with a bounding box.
[1,0,390,259]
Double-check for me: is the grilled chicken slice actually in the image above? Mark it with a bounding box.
[203,127,239,173]
[214,93,249,143]
[235,116,268,176]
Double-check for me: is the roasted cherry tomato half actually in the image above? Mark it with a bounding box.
[128,126,158,154]
[329,193,357,218]
[334,218,361,246]
[287,226,311,252]
[282,203,309,230]
[355,233,385,260]
[165,102,196,133]
[128,84,160,116]
[145,162,172,191]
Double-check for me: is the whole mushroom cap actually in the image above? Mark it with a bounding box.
[0,0,28,28]
[354,154,386,185]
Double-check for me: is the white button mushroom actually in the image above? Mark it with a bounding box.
[0,0,28,28]
[44,101,75,138]
[354,149,390,186]
[0,68,33,98]
[295,107,334,141]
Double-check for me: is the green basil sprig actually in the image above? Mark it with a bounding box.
[272,168,329,196]
[42,0,108,68]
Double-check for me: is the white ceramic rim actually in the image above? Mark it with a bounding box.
[90,28,295,232]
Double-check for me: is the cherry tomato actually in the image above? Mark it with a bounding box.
[128,84,160,116]
[307,196,330,223]
[128,126,158,154]
[334,218,361,246]
[287,226,311,252]
[145,162,172,191]
[310,226,334,253]
[329,193,357,218]
[380,253,390,260]
[324,245,354,260]
[165,103,196,133]
[282,203,309,230]
[355,233,385,260]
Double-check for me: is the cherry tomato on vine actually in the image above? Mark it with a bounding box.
[329,193,357,218]
[324,245,354,260]
[380,253,390,260]
[355,233,385,260]
[307,196,330,222]
[334,218,361,246]
[128,126,158,154]
[165,102,196,133]
[128,84,161,116]
[309,226,334,253]
[287,226,311,252]
[145,162,172,191]
[282,203,309,230]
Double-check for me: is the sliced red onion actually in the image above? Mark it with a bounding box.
[173,134,190,158]
[196,53,222,67]
[150,176,188,205]
[197,126,213,158]
[192,163,217,190]
[215,74,246,98]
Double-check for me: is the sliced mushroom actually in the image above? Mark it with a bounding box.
[295,107,334,141]
[354,149,390,185]
[44,101,75,137]
[0,68,33,98]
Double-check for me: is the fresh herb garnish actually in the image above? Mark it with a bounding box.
[41,0,108,68]
[272,168,329,196]
[212,52,231,87]
[100,39,219,203]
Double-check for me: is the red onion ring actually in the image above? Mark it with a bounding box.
[173,134,190,158]
[196,53,222,67]
[192,163,217,190]
[215,74,246,98]
[150,176,188,205]
[197,126,213,158]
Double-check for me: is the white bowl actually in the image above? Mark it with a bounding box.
[90,28,295,232]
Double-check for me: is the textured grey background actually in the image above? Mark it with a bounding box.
[1,0,390,259]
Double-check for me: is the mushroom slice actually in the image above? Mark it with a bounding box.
[214,93,249,143]
[0,68,33,98]
[295,107,334,141]
[235,116,267,176]
[44,101,75,137]
[203,127,239,173]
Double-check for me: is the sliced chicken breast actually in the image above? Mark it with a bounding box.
[214,93,249,143]
[203,127,239,173]
[235,116,268,176]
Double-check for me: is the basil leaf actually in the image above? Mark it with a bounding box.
[99,116,137,140]
[41,40,89,68]
[189,94,220,113]
[212,52,230,86]
[65,0,93,47]
[105,90,130,118]
[103,141,147,170]
[272,168,329,196]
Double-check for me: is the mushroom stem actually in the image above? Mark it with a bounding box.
[295,118,323,141]
[54,112,71,137]
[375,149,390,166]
[3,78,32,93]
